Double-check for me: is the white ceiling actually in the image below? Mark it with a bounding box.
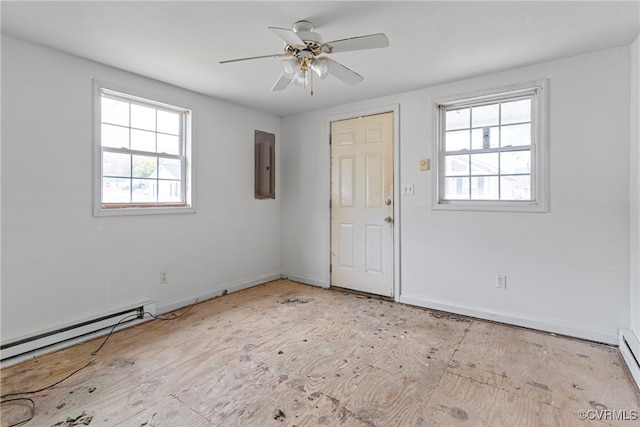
[2,1,639,117]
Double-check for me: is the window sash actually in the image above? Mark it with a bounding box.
[102,146,183,160]
[101,89,187,115]
[437,89,538,204]
[99,89,189,208]
[439,89,537,110]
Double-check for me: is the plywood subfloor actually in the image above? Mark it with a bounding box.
[1,280,639,427]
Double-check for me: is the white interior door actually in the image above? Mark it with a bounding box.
[331,112,394,297]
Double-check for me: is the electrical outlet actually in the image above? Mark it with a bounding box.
[496,274,506,289]
[160,271,168,284]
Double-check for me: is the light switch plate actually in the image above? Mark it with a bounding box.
[402,184,414,195]
[420,159,430,171]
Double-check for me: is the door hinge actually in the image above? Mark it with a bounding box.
[329,264,332,273]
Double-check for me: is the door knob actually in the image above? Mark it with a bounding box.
[384,216,393,224]
[385,198,392,206]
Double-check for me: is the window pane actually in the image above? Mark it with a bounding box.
[132,155,158,178]
[103,152,130,177]
[158,180,182,202]
[502,98,531,125]
[101,124,129,149]
[132,179,156,203]
[470,153,499,175]
[472,103,499,128]
[102,177,130,203]
[102,98,129,126]
[501,123,530,147]
[99,89,190,209]
[159,158,181,180]
[446,108,469,131]
[157,134,180,155]
[501,150,531,174]
[501,175,531,200]
[131,104,156,131]
[445,130,470,151]
[157,110,180,135]
[471,126,500,149]
[445,154,469,176]
[471,176,499,199]
[444,177,469,200]
[131,129,156,152]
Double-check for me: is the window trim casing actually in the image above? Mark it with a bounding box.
[432,79,549,213]
[93,80,195,217]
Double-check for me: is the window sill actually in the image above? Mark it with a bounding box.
[432,200,547,213]
[94,205,195,217]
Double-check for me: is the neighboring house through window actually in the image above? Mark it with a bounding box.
[94,82,193,216]
[434,80,548,212]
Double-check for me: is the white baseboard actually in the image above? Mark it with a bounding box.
[619,329,640,390]
[399,294,618,345]
[156,272,282,314]
[281,273,329,289]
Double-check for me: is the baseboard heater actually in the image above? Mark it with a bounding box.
[619,329,640,390]
[1,301,156,364]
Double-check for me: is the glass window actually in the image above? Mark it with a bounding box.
[435,82,548,212]
[95,84,192,215]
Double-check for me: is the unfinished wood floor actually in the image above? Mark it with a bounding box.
[2,280,639,427]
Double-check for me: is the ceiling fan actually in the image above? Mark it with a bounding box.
[219,20,389,95]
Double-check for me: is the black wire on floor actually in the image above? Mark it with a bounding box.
[0,299,198,427]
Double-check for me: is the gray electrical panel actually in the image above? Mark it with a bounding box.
[255,130,275,199]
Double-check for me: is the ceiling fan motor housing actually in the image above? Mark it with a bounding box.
[292,20,314,33]
[291,20,324,53]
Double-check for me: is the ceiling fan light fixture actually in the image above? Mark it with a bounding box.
[311,57,330,79]
[281,58,299,79]
[292,69,310,88]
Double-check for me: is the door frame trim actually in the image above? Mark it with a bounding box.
[326,104,401,301]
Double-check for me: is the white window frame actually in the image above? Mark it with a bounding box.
[433,79,549,213]
[93,81,194,216]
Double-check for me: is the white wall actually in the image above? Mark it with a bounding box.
[281,46,632,344]
[2,35,634,348]
[1,37,281,343]
[630,35,640,339]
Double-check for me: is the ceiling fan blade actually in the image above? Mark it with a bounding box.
[268,27,306,47]
[271,74,292,91]
[326,58,364,86]
[325,33,389,53]
[219,53,287,64]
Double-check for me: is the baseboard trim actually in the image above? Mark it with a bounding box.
[398,294,618,345]
[156,272,282,314]
[619,329,640,390]
[281,273,329,289]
